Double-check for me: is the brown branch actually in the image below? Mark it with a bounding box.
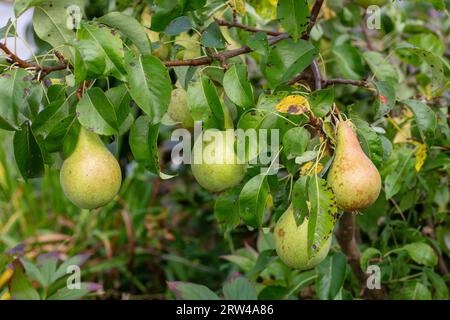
[0,42,70,80]
[336,212,387,299]
[304,0,324,39]
[215,18,282,36]
[164,0,324,68]
[323,78,370,88]
[360,12,375,51]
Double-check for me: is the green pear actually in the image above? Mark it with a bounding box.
[327,120,381,212]
[167,88,194,128]
[60,127,122,209]
[355,0,388,8]
[191,131,246,193]
[274,207,331,270]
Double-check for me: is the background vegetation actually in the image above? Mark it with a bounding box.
[0,0,449,300]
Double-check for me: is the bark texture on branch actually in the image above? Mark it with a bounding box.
[336,212,387,299]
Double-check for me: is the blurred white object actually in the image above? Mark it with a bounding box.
[0,2,36,60]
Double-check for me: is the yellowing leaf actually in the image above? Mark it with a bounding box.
[393,121,412,144]
[230,0,246,15]
[275,95,310,115]
[300,161,324,176]
[0,268,13,288]
[413,142,427,172]
[323,0,336,20]
[0,291,10,300]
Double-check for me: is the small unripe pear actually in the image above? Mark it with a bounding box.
[191,131,246,193]
[167,88,194,128]
[275,207,331,270]
[327,120,381,212]
[60,127,122,209]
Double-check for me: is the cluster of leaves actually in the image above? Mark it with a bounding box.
[0,0,449,300]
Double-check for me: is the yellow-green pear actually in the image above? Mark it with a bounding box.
[191,131,246,193]
[167,88,194,128]
[327,120,381,212]
[274,207,331,270]
[60,127,122,209]
[355,0,388,8]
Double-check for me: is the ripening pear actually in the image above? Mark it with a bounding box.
[167,88,194,128]
[327,120,381,212]
[191,131,246,193]
[60,127,122,209]
[274,207,331,270]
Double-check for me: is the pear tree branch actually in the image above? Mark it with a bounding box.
[0,42,71,80]
[336,213,387,299]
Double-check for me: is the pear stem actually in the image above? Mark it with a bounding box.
[336,212,387,299]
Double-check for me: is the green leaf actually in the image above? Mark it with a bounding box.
[262,39,318,88]
[363,51,399,83]
[201,77,226,129]
[14,0,46,16]
[223,276,257,300]
[282,127,310,160]
[164,16,192,36]
[350,116,383,168]
[126,54,172,123]
[98,12,152,55]
[37,254,58,287]
[360,247,381,271]
[292,176,309,226]
[215,188,241,231]
[307,175,337,259]
[249,250,278,276]
[373,81,396,118]
[167,281,220,300]
[332,43,365,80]
[0,19,16,37]
[0,69,34,130]
[201,22,226,48]
[76,87,118,136]
[78,21,126,81]
[73,39,107,84]
[47,282,99,300]
[316,253,347,300]
[45,114,78,153]
[403,242,438,267]
[401,99,436,140]
[247,32,269,56]
[52,253,90,283]
[13,122,45,179]
[277,0,309,40]
[223,64,254,108]
[239,174,270,228]
[105,85,134,136]
[384,148,415,199]
[309,87,334,118]
[150,0,183,32]
[33,1,84,50]
[425,270,449,300]
[396,44,445,95]
[32,99,69,138]
[390,281,432,300]
[9,260,41,300]
[129,115,161,176]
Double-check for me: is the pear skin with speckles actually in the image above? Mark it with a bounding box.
[327,120,381,212]
[60,127,122,209]
[191,131,246,193]
[274,207,331,270]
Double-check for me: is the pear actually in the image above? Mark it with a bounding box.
[274,206,331,270]
[327,120,381,212]
[167,88,194,128]
[191,131,246,192]
[60,127,122,209]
